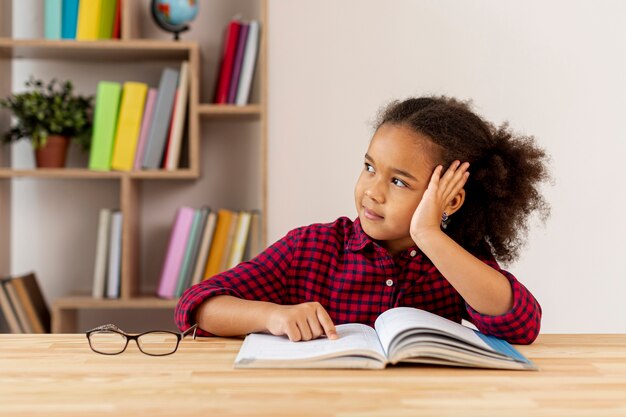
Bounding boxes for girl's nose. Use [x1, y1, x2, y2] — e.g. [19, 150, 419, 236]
[365, 180, 385, 203]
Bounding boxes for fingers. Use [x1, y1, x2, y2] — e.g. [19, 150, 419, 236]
[315, 304, 338, 340]
[439, 161, 470, 201]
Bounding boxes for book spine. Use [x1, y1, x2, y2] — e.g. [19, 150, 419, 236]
[106, 211, 123, 299]
[0, 279, 24, 333]
[61, 0, 79, 39]
[156, 207, 195, 299]
[133, 88, 158, 171]
[215, 20, 242, 104]
[228, 23, 249, 104]
[92, 208, 112, 299]
[97, 0, 117, 39]
[235, 20, 260, 106]
[164, 61, 190, 171]
[111, 82, 148, 171]
[76, 0, 102, 40]
[44, 0, 63, 40]
[226, 211, 252, 269]
[203, 209, 234, 279]
[89, 81, 122, 171]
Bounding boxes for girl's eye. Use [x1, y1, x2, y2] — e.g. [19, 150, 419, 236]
[365, 163, 375, 173]
[392, 178, 407, 188]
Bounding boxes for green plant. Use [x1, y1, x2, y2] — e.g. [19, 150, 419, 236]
[0, 77, 93, 150]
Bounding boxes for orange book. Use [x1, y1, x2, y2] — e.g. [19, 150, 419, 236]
[203, 209, 235, 279]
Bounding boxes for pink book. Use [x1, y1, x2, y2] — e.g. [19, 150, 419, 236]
[133, 88, 157, 170]
[156, 206, 195, 299]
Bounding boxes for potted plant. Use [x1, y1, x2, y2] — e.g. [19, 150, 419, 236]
[0, 77, 93, 168]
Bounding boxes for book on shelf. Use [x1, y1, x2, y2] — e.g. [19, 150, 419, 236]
[174, 207, 208, 297]
[92, 208, 112, 299]
[111, 0, 122, 39]
[142, 68, 179, 170]
[76, 0, 117, 40]
[203, 209, 236, 279]
[226, 211, 252, 269]
[228, 22, 249, 104]
[61, 0, 80, 39]
[156, 206, 195, 299]
[133, 88, 158, 171]
[106, 210, 123, 299]
[190, 210, 218, 287]
[235, 307, 537, 371]
[235, 20, 260, 106]
[111, 81, 149, 171]
[0, 273, 50, 334]
[44, 0, 63, 40]
[89, 81, 122, 171]
[164, 61, 190, 171]
[214, 19, 242, 104]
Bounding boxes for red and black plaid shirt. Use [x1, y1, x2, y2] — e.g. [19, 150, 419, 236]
[175, 217, 541, 344]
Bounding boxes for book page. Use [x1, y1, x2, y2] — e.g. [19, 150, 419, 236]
[374, 307, 492, 356]
[235, 323, 386, 365]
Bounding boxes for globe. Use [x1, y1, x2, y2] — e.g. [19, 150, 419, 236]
[151, 0, 199, 40]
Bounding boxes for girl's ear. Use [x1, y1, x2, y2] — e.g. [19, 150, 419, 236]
[445, 189, 465, 216]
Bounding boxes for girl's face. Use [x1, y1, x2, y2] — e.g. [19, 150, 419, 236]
[354, 124, 439, 255]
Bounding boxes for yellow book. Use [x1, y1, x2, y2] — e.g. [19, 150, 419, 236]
[203, 209, 235, 279]
[111, 82, 148, 171]
[76, 0, 102, 40]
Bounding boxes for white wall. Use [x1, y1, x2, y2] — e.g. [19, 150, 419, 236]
[268, 0, 626, 333]
[9, 1, 626, 333]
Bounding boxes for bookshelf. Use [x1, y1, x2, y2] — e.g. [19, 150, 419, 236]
[0, 0, 267, 333]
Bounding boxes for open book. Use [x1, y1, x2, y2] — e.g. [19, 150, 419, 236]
[235, 307, 537, 370]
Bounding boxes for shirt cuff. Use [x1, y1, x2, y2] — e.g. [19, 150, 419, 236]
[465, 270, 542, 344]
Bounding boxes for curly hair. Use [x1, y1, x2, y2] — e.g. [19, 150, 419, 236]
[375, 96, 550, 264]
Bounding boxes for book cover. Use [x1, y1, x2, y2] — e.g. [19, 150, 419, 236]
[226, 211, 252, 269]
[112, 0, 122, 39]
[244, 210, 262, 260]
[235, 20, 260, 106]
[44, 0, 63, 40]
[227, 23, 249, 104]
[92, 208, 112, 299]
[156, 207, 195, 299]
[106, 211, 123, 299]
[76, 0, 101, 40]
[190, 210, 217, 287]
[89, 81, 122, 171]
[217, 211, 240, 274]
[111, 81, 148, 171]
[175, 207, 208, 297]
[10, 273, 51, 334]
[132, 88, 157, 171]
[164, 61, 190, 171]
[235, 307, 537, 371]
[3, 280, 33, 333]
[142, 68, 179, 169]
[61, 0, 79, 39]
[203, 209, 235, 279]
[214, 19, 242, 104]
[97, 0, 117, 39]
[0, 278, 24, 333]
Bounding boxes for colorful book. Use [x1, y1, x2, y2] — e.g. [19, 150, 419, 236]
[235, 20, 260, 106]
[219, 211, 240, 273]
[175, 208, 208, 297]
[226, 211, 252, 269]
[214, 19, 242, 104]
[10, 273, 51, 334]
[61, 0, 79, 39]
[156, 207, 195, 299]
[228, 23, 249, 104]
[164, 61, 190, 170]
[244, 210, 263, 260]
[142, 68, 179, 169]
[0, 278, 24, 333]
[111, 82, 148, 171]
[97, 0, 117, 39]
[133, 88, 157, 171]
[190, 210, 217, 287]
[112, 0, 122, 39]
[44, 0, 63, 40]
[89, 81, 122, 171]
[76, 0, 101, 40]
[106, 211, 123, 299]
[92, 208, 112, 299]
[203, 209, 236, 279]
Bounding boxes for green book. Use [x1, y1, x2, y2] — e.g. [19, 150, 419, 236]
[175, 208, 207, 297]
[98, 0, 117, 39]
[89, 81, 121, 171]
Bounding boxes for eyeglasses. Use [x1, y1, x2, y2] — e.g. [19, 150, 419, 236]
[86, 323, 198, 356]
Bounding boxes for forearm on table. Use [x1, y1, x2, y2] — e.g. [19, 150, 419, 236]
[195, 295, 275, 337]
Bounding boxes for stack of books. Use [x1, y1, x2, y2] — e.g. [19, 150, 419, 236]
[156, 207, 262, 299]
[214, 18, 261, 105]
[91, 209, 123, 299]
[0, 273, 51, 333]
[88, 61, 189, 172]
[44, 0, 122, 40]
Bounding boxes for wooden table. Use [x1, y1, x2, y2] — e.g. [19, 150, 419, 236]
[0, 334, 625, 417]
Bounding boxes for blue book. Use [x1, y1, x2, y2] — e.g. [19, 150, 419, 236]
[61, 0, 79, 39]
[44, 0, 63, 40]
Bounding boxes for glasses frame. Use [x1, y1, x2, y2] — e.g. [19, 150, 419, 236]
[85, 323, 198, 356]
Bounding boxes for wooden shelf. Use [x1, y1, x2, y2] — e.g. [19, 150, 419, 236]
[0, 168, 199, 179]
[53, 295, 178, 310]
[198, 104, 262, 119]
[0, 38, 195, 61]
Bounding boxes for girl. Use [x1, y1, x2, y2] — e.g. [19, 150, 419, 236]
[175, 96, 549, 345]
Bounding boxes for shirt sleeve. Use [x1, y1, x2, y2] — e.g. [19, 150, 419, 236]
[174, 229, 296, 336]
[464, 256, 542, 345]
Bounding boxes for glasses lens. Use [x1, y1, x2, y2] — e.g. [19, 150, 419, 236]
[137, 332, 179, 356]
[89, 331, 127, 354]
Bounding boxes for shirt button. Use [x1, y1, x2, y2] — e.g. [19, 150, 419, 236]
[385, 279, 394, 287]
[410, 250, 417, 257]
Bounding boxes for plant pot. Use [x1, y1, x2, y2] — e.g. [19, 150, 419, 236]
[34, 135, 70, 168]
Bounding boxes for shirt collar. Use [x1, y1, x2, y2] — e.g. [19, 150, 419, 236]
[346, 217, 375, 252]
